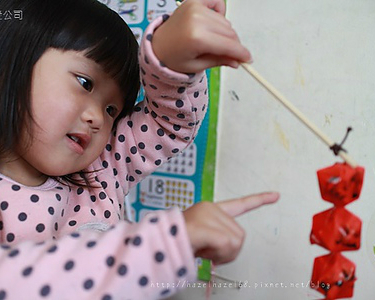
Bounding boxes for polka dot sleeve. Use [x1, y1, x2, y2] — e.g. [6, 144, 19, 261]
[0, 208, 196, 299]
[0, 16, 205, 300]
[100, 14, 209, 191]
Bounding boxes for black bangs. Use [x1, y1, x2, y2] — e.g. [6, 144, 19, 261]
[0, 0, 140, 186]
[47, 0, 140, 116]
[0, 0, 140, 160]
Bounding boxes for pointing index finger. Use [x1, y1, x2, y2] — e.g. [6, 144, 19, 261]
[217, 192, 280, 218]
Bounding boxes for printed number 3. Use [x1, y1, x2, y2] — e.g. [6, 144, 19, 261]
[157, 0, 167, 7]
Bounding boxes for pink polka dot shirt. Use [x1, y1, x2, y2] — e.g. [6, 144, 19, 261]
[0, 16, 208, 300]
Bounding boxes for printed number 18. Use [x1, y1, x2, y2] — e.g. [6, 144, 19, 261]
[149, 179, 165, 194]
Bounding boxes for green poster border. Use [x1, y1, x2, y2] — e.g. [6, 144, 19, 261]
[196, 0, 227, 282]
[197, 66, 220, 282]
[201, 67, 220, 203]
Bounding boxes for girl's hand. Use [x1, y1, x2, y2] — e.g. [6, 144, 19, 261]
[183, 192, 279, 265]
[152, 0, 251, 74]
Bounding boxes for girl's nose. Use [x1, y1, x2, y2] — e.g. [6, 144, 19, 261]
[81, 105, 104, 131]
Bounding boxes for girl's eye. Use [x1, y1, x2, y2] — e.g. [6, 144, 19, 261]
[106, 105, 118, 118]
[76, 76, 93, 92]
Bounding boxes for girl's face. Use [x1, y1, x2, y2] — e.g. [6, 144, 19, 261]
[14, 49, 124, 184]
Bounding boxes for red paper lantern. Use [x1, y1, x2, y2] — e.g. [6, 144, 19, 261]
[311, 162, 364, 299]
[317, 163, 364, 206]
[311, 252, 356, 299]
[310, 207, 361, 252]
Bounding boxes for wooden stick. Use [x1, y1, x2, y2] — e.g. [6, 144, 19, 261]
[175, 0, 357, 167]
[240, 62, 358, 168]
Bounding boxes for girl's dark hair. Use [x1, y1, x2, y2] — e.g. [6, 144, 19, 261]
[0, 0, 140, 186]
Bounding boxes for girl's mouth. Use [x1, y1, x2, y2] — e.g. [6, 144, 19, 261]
[67, 135, 80, 144]
[66, 133, 91, 154]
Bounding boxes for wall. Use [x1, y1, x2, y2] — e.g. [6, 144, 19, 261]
[170, 0, 375, 299]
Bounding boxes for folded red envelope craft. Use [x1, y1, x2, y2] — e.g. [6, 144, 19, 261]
[310, 207, 361, 252]
[317, 163, 364, 206]
[311, 162, 364, 299]
[311, 252, 356, 299]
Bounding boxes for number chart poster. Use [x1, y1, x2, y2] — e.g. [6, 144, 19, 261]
[100, 0, 220, 223]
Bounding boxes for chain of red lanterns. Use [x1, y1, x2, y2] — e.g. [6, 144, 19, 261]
[309, 163, 365, 299]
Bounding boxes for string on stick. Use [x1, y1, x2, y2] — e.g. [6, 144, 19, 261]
[240, 62, 357, 168]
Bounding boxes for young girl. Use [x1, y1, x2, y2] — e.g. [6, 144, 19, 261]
[0, 0, 278, 299]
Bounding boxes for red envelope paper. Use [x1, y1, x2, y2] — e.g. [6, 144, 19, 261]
[310, 207, 361, 252]
[317, 163, 364, 206]
[310, 252, 356, 299]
